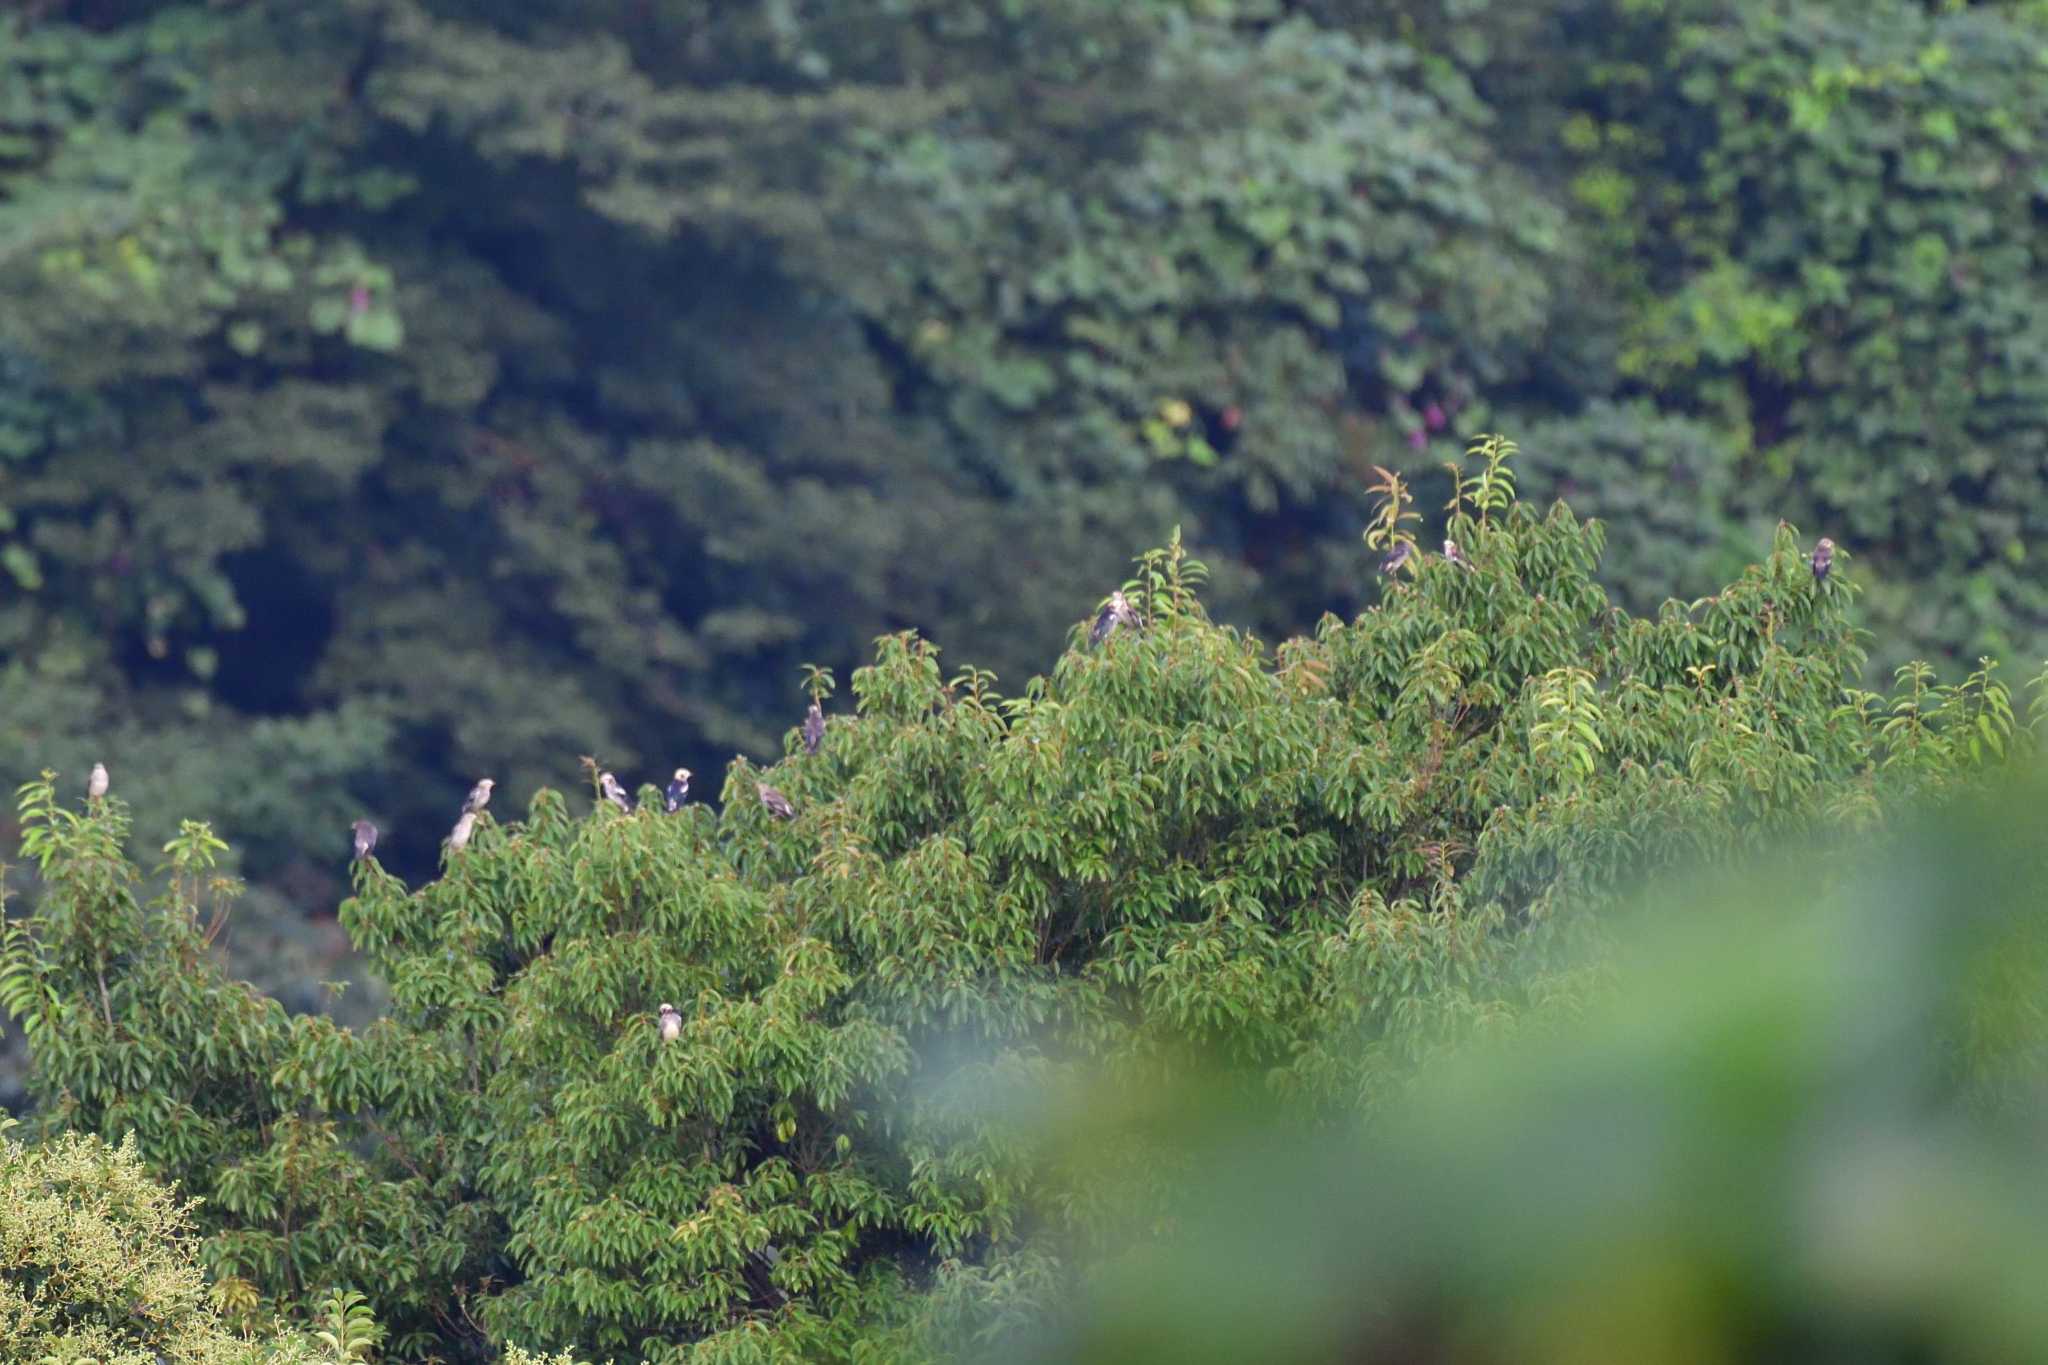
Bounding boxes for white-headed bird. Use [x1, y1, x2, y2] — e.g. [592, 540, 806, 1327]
[599, 771, 631, 813]
[665, 768, 691, 813]
[758, 782, 795, 820]
[462, 778, 494, 816]
[448, 811, 477, 852]
[351, 819, 378, 863]
[1811, 537, 1835, 586]
[1090, 589, 1139, 646]
[657, 1002, 681, 1044]
[1443, 539, 1474, 570]
[88, 762, 109, 800]
[802, 700, 825, 756]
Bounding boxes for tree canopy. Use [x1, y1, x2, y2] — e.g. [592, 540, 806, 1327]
[5, 457, 2041, 1359]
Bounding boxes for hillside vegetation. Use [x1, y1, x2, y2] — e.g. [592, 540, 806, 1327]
[4, 0, 2047, 921]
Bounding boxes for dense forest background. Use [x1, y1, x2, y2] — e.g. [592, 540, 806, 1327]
[5, 0, 2048, 920]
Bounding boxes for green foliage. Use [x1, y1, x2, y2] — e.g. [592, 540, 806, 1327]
[5, 457, 2036, 1359]
[0, 0, 1565, 920]
[0, 1117, 441, 1364]
[3, 0, 2046, 942]
[0, 1121, 263, 1364]
[1012, 767, 2048, 1363]
[3, 771, 490, 1358]
[309, 1290, 382, 1365]
[1489, 0, 2048, 671]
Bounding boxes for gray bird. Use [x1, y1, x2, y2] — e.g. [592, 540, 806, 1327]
[1089, 589, 1139, 646]
[461, 778, 494, 816]
[665, 767, 691, 813]
[757, 782, 795, 820]
[1443, 539, 1474, 570]
[745, 1243, 790, 1307]
[351, 819, 378, 863]
[447, 811, 476, 852]
[1380, 540, 1413, 575]
[599, 771, 631, 813]
[657, 1002, 681, 1044]
[802, 700, 825, 756]
[1811, 537, 1835, 586]
[87, 762, 108, 800]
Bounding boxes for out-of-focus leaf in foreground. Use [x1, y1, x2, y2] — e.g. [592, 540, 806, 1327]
[1008, 769, 2048, 1365]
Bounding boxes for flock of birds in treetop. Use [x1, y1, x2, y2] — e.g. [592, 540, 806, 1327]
[75, 537, 1838, 1046]
[339, 699, 827, 869]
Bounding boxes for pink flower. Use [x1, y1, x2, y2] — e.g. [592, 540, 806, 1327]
[349, 286, 371, 315]
[1407, 428, 1427, 450]
[1424, 402, 1446, 431]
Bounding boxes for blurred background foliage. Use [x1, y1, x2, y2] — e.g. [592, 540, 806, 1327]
[3, 0, 2048, 1210]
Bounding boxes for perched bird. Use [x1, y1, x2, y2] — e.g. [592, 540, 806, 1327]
[1443, 539, 1474, 570]
[746, 1242, 790, 1306]
[665, 767, 692, 813]
[757, 782, 796, 820]
[1380, 540, 1413, 575]
[599, 771, 631, 813]
[447, 811, 477, 852]
[802, 700, 826, 756]
[351, 819, 378, 863]
[462, 778, 495, 816]
[1811, 537, 1835, 586]
[657, 1002, 681, 1044]
[1090, 589, 1139, 647]
[87, 762, 108, 800]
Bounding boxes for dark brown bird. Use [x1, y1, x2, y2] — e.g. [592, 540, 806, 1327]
[1811, 537, 1835, 586]
[657, 1002, 681, 1044]
[461, 778, 494, 816]
[757, 782, 795, 820]
[599, 771, 631, 813]
[1380, 540, 1413, 575]
[802, 700, 826, 755]
[1090, 589, 1139, 646]
[351, 819, 378, 863]
[1443, 539, 1474, 570]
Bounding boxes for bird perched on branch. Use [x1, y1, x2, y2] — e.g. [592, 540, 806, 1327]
[1380, 540, 1413, 575]
[599, 771, 631, 813]
[656, 1002, 681, 1044]
[351, 819, 378, 863]
[757, 782, 795, 820]
[1443, 539, 1474, 570]
[1811, 537, 1835, 586]
[462, 778, 494, 816]
[802, 700, 825, 756]
[665, 768, 691, 813]
[87, 762, 108, 800]
[1090, 589, 1139, 646]
[745, 1243, 790, 1307]
[447, 811, 477, 852]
